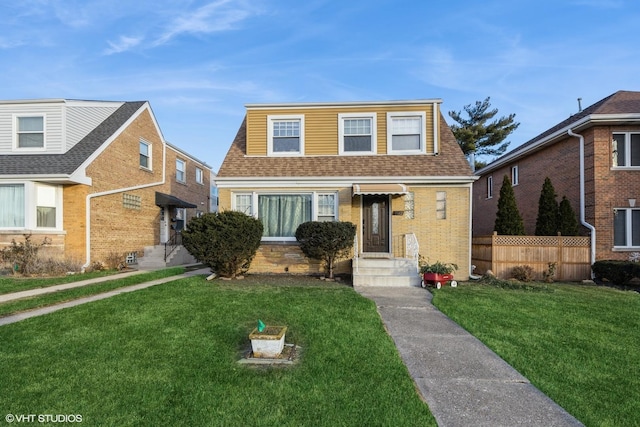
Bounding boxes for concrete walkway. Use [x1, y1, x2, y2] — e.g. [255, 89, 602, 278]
[355, 285, 584, 427]
[0, 267, 210, 326]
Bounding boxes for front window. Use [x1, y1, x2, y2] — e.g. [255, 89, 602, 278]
[16, 116, 45, 149]
[612, 133, 640, 167]
[36, 185, 57, 228]
[339, 113, 376, 154]
[140, 140, 151, 169]
[176, 159, 186, 183]
[268, 115, 304, 156]
[233, 192, 338, 240]
[614, 208, 640, 248]
[387, 112, 426, 154]
[0, 184, 25, 228]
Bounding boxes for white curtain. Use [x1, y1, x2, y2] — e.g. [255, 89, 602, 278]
[259, 195, 312, 237]
[0, 185, 25, 227]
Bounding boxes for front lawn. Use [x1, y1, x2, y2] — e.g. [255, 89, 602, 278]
[0, 276, 435, 426]
[432, 282, 640, 427]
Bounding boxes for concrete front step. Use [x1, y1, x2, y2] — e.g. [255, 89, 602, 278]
[138, 245, 197, 269]
[353, 257, 421, 287]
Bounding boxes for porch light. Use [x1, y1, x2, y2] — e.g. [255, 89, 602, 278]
[629, 199, 636, 208]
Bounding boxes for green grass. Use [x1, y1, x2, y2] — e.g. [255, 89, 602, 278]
[432, 281, 640, 427]
[0, 268, 185, 318]
[0, 277, 435, 426]
[0, 269, 122, 295]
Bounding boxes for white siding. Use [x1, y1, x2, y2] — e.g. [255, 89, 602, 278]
[0, 102, 64, 154]
[65, 104, 121, 150]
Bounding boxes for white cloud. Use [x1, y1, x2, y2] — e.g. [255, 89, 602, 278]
[153, 0, 258, 46]
[104, 35, 144, 55]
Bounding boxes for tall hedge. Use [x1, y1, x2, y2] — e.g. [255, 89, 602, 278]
[182, 211, 263, 278]
[558, 196, 580, 236]
[295, 221, 356, 279]
[535, 177, 559, 236]
[494, 175, 525, 235]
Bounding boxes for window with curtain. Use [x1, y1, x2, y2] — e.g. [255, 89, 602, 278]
[234, 194, 253, 215]
[317, 194, 336, 221]
[17, 116, 44, 148]
[0, 184, 25, 227]
[613, 133, 640, 167]
[259, 194, 312, 238]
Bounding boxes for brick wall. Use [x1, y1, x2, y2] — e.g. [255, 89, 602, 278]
[473, 124, 640, 261]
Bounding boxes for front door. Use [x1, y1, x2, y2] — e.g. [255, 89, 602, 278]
[362, 195, 390, 253]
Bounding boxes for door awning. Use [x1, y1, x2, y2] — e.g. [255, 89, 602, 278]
[352, 183, 408, 196]
[155, 192, 197, 208]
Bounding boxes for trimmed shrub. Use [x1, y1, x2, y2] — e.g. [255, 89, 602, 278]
[558, 196, 580, 236]
[182, 211, 263, 278]
[295, 221, 356, 279]
[535, 177, 559, 236]
[511, 265, 534, 282]
[494, 175, 525, 235]
[592, 260, 640, 286]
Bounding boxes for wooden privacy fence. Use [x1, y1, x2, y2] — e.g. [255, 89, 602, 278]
[472, 232, 591, 281]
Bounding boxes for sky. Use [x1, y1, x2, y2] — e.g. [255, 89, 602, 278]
[1, 0, 639, 172]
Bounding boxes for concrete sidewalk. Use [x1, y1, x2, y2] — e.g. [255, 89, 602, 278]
[355, 285, 584, 427]
[0, 267, 211, 326]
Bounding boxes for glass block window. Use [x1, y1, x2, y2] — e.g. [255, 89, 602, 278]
[123, 193, 142, 210]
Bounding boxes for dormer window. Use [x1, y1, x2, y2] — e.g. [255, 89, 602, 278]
[267, 115, 304, 156]
[387, 112, 426, 154]
[15, 115, 45, 150]
[339, 113, 376, 155]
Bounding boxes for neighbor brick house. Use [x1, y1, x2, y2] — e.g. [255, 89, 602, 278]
[0, 99, 211, 269]
[215, 99, 477, 285]
[473, 90, 640, 263]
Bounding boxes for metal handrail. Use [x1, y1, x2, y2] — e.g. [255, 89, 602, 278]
[164, 231, 181, 261]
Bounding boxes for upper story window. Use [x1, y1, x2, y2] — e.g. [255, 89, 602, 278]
[139, 140, 151, 169]
[387, 112, 426, 154]
[15, 115, 45, 150]
[196, 167, 203, 184]
[612, 133, 640, 167]
[176, 159, 186, 183]
[487, 175, 493, 199]
[339, 113, 376, 155]
[267, 115, 304, 156]
[511, 165, 519, 186]
[614, 208, 640, 248]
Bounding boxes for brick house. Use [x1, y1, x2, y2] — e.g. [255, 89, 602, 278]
[215, 100, 477, 285]
[473, 90, 640, 263]
[0, 99, 211, 269]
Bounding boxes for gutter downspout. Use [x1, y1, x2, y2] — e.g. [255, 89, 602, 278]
[82, 142, 166, 269]
[567, 128, 596, 272]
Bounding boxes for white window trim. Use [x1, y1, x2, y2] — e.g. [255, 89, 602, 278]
[195, 167, 203, 184]
[338, 113, 377, 155]
[176, 159, 186, 183]
[386, 111, 427, 155]
[13, 114, 47, 152]
[612, 132, 640, 169]
[140, 139, 152, 171]
[613, 207, 640, 249]
[0, 182, 63, 231]
[511, 165, 519, 186]
[267, 114, 305, 157]
[487, 175, 493, 199]
[232, 191, 338, 241]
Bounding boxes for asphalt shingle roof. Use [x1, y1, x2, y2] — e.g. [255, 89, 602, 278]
[217, 113, 473, 178]
[0, 101, 145, 176]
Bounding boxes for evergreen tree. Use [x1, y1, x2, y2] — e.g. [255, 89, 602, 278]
[558, 196, 580, 236]
[535, 177, 559, 236]
[494, 175, 525, 235]
[448, 97, 520, 160]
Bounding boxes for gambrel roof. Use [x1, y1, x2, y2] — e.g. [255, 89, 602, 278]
[217, 113, 473, 179]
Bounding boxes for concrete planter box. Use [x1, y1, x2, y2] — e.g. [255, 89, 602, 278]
[249, 326, 287, 358]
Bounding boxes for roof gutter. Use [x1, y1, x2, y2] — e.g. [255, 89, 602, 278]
[567, 128, 596, 272]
